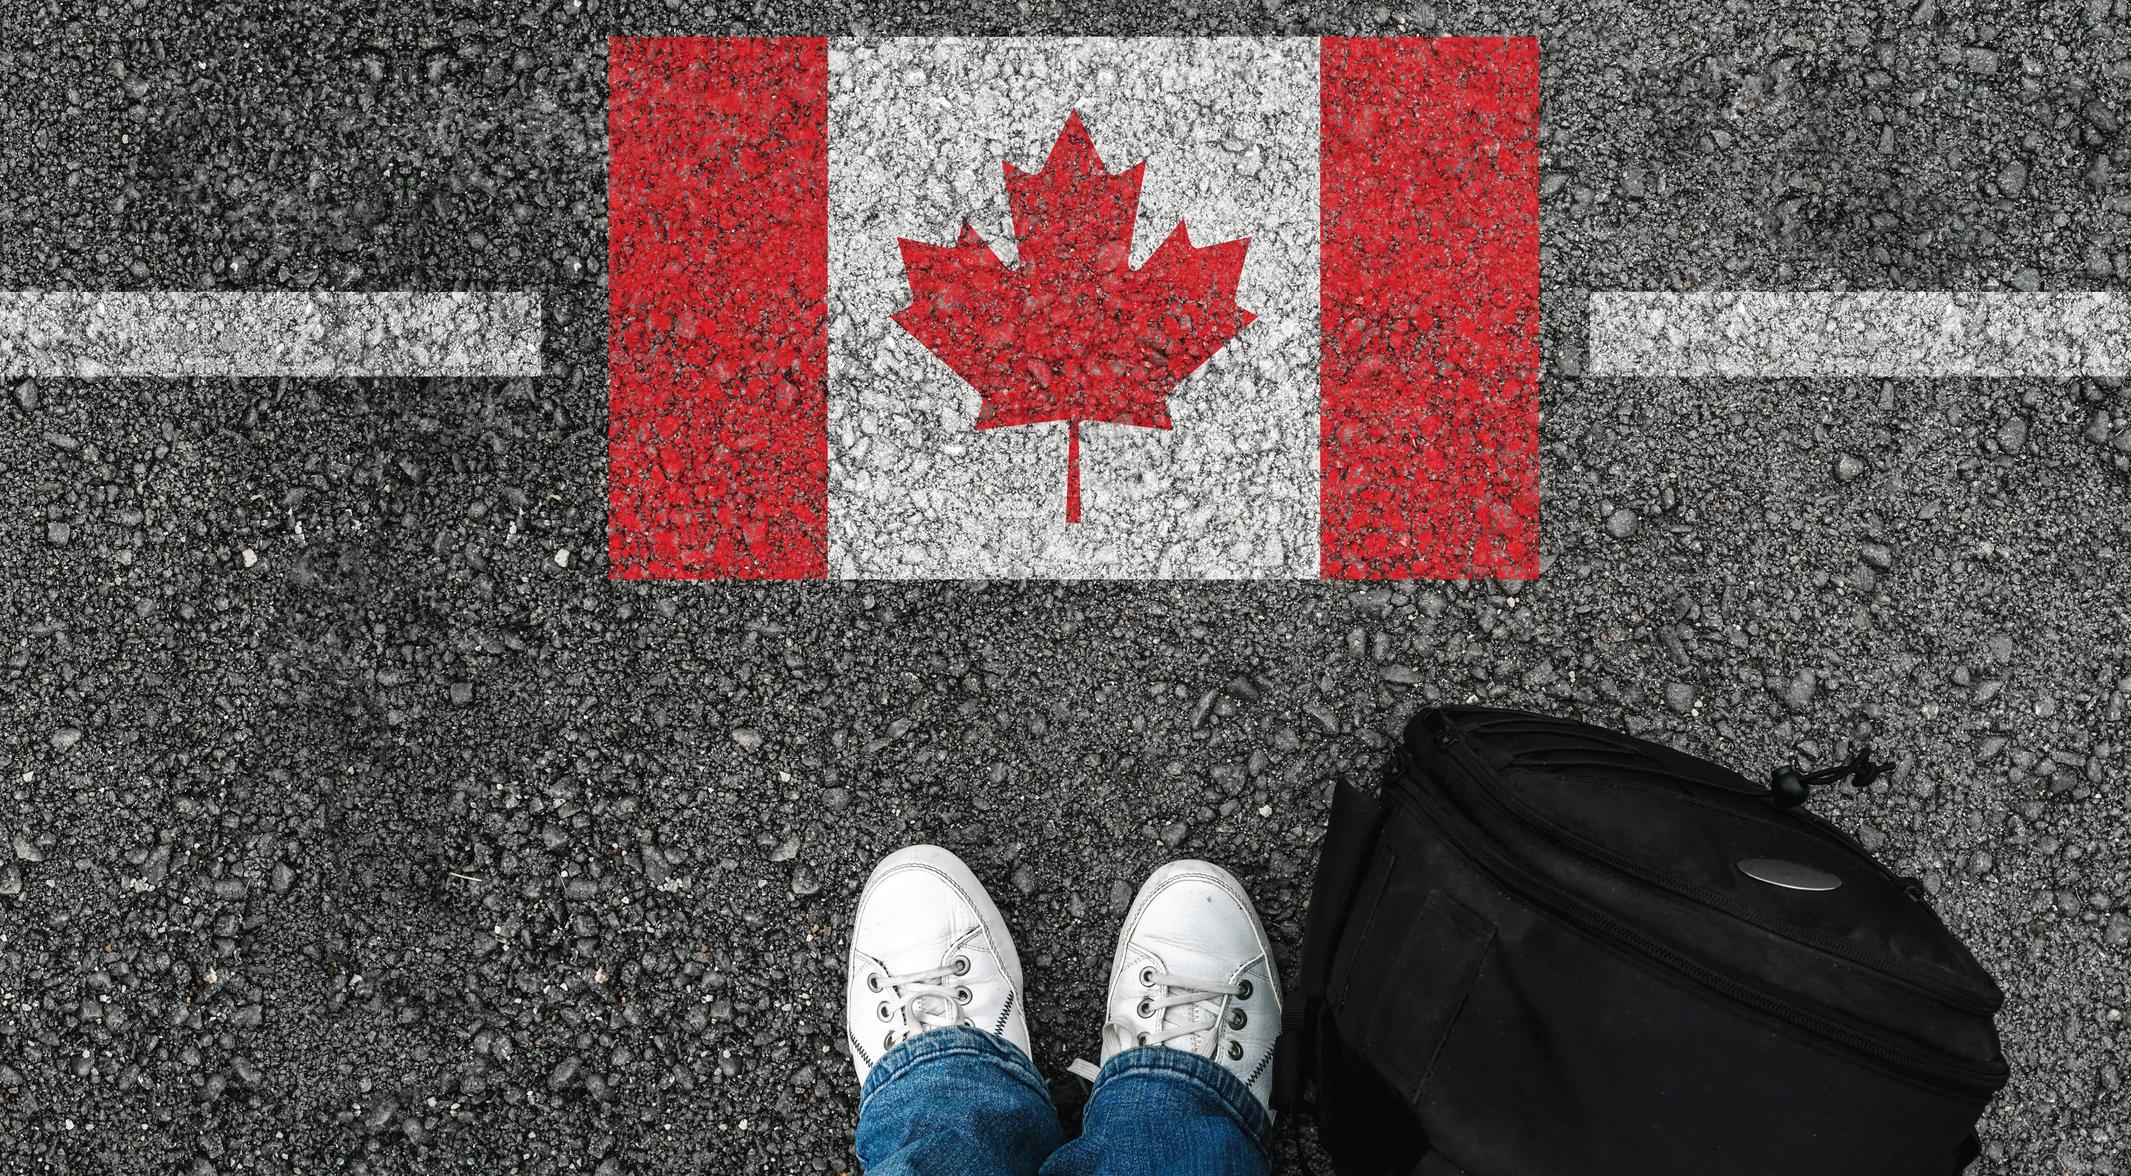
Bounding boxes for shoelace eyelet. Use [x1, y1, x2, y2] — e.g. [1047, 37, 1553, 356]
[1136, 997, 1155, 1018]
[866, 973, 883, 993]
[1227, 1040, 1244, 1060]
[1136, 1032, 1149, 1046]
[953, 956, 971, 976]
[1228, 1009, 1247, 1030]
[1236, 979, 1252, 1000]
[883, 1031, 895, 1050]
[1138, 965, 1156, 987]
[876, 1001, 892, 1022]
[954, 986, 972, 1005]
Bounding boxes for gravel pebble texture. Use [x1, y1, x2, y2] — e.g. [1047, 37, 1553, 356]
[4, 3, 2130, 1174]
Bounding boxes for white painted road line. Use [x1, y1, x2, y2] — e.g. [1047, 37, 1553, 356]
[1588, 291, 2131, 378]
[0, 292, 542, 378]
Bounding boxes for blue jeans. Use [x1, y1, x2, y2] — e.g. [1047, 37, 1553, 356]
[855, 1025, 1272, 1176]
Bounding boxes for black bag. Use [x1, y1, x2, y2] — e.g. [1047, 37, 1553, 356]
[1274, 707, 2008, 1176]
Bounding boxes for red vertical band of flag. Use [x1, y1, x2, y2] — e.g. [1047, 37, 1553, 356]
[607, 37, 829, 580]
[1319, 37, 1541, 580]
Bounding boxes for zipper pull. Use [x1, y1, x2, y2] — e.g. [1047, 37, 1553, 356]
[1422, 709, 1460, 749]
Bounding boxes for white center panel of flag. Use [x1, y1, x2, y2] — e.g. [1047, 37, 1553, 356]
[825, 37, 1322, 580]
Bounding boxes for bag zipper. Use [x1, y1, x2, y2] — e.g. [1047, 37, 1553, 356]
[1391, 742, 2008, 1097]
[1432, 720, 2001, 1014]
[1482, 760, 2002, 1015]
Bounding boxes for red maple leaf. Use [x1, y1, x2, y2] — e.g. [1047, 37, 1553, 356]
[892, 110, 1256, 523]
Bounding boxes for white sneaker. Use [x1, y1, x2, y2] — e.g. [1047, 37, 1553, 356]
[1083, 860, 1283, 1114]
[845, 845, 1030, 1084]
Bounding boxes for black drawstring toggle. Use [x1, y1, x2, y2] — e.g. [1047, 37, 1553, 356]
[1769, 747, 1893, 809]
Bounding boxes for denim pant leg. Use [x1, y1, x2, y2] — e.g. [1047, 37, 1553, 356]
[1039, 1047, 1273, 1176]
[855, 1025, 1067, 1176]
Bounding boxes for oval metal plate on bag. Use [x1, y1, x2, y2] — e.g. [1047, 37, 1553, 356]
[1737, 857, 1843, 892]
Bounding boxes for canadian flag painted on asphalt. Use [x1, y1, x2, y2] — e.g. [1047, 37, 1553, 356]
[606, 37, 1540, 581]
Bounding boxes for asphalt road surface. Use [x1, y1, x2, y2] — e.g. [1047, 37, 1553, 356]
[4, 3, 2129, 1173]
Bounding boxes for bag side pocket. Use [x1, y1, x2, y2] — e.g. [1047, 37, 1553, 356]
[1332, 880, 1496, 1101]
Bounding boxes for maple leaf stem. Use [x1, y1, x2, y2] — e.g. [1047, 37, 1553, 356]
[1066, 418, 1082, 524]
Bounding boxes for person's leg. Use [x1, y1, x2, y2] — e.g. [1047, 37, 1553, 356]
[1042, 861, 1280, 1176]
[847, 845, 1065, 1176]
[856, 1024, 1065, 1176]
[1043, 1045, 1272, 1176]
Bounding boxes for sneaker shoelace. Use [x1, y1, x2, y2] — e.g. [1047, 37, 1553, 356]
[1068, 970, 1242, 1082]
[879, 961, 967, 1047]
[1137, 970, 1244, 1051]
